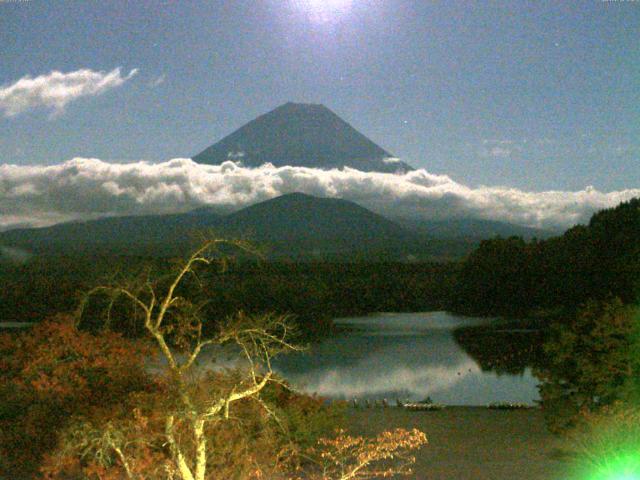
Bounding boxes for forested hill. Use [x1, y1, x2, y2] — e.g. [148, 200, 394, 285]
[452, 198, 640, 316]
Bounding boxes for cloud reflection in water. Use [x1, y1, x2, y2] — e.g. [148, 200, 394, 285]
[274, 312, 540, 405]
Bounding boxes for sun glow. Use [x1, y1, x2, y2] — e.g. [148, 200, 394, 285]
[291, 0, 354, 24]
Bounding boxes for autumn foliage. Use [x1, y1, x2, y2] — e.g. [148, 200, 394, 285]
[0, 314, 152, 476]
[301, 428, 428, 480]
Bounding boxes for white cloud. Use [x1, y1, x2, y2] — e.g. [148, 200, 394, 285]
[382, 157, 401, 164]
[482, 139, 513, 145]
[0, 67, 138, 117]
[148, 74, 166, 88]
[0, 157, 638, 231]
[480, 139, 517, 158]
[488, 146, 512, 158]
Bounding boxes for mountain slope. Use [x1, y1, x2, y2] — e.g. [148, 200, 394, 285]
[0, 192, 552, 260]
[396, 217, 556, 240]
[0, 210, 223, 256]
[193, 102, 413, 173]
[0, 193, 425, 259]
[223, 192, 419, 255]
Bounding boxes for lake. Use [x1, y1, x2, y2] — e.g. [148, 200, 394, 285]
[273, 312, 541, 406]
[1, 314, 542, 406]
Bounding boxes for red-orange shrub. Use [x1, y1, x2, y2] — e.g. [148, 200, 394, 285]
[0, 315, 152, 476]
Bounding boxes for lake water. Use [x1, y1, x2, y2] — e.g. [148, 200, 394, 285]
[0, 322, 34, 329]
[273, 312, 541, 406]
[2, 314, 541, 406]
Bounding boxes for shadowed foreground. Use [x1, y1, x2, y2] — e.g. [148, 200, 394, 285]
[347, 407, 568, 480]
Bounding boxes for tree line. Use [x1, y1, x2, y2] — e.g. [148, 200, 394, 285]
[452, 198, 640, 317]
[0, 256, 458, 339]
[4, 199, 639, 332]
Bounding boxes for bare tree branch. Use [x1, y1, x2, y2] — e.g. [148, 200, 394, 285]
[75, 238, 302, 480]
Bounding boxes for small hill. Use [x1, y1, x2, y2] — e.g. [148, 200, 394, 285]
[223, 192, 419, 256]
[193, 102, 413, 173]
[451, 197, 640, 316]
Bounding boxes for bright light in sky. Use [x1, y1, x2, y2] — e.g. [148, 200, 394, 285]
[291, 0, 354, 23]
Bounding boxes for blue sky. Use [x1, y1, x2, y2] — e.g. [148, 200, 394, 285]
[1, 0, 639, 192]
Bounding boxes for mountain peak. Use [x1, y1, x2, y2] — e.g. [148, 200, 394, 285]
[280, 101, 326, 109]
[192, 103, 413, 173]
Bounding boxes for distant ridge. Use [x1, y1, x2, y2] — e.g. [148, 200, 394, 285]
[0, 192, 554, 260]
[396, 217, 555, 241]
[0, 193, 425, 259]
[193, 102, 413, 173]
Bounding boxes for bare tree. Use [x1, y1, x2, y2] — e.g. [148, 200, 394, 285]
[54, 239, 428, 480]
[77, 239, 303, 480]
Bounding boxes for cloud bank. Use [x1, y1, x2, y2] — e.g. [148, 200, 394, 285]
[1, 157, 638, 231]
[0, 67, 138, 117]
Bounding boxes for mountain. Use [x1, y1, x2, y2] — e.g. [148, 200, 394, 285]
[193, 102, 413, 173]
[0, 193, 431, 259]
[222, 192, 419, 256]
[0, 192, 550, 260]
[396, 217, 556, 241]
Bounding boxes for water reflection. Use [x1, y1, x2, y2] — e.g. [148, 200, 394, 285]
[453, 324, 547, 376]
[273, 312, 541, 405]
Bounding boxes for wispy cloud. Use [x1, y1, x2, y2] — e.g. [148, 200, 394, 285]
[148, 74, 166, 88]
[0, 67, 138, 118]
[0, 158, 638, 232]
[486, 146, 512, 158]
[480, 139, 517, 159]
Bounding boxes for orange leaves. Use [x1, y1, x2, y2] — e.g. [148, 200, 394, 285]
[12, 314, 150, 400]
[306, 428, 427, 480]
[0, 315, 152, 477]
